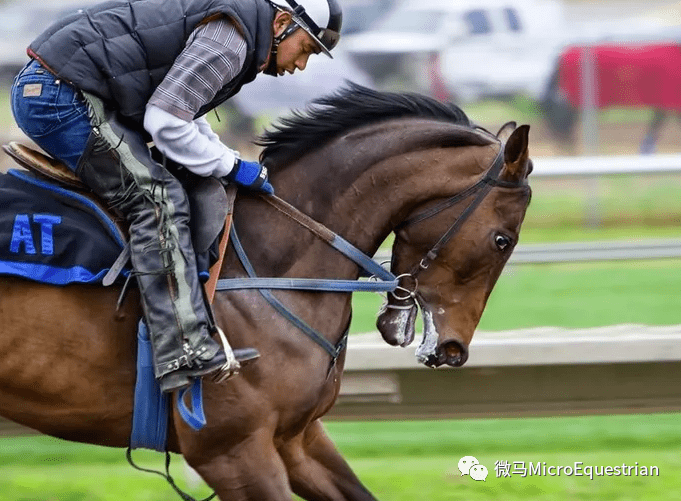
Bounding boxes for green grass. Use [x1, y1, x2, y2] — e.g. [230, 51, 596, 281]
[524, 175, 681, 231]
[325, 414, 681, 500]
[480, 260, 681, 330]
[0, 439, 216, 501]
[2, 413, 680, 500]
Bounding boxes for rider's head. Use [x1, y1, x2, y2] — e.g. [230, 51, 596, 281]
[264, 0, 342, 76]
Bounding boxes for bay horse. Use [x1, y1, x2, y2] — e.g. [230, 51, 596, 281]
[0, 84, 532, 500]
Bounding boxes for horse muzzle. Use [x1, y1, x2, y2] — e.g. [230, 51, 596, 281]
[415, 305, 470, 368]
[378, 298, 471, 367]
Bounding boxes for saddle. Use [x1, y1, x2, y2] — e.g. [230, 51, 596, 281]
[3, 142, 87, 190]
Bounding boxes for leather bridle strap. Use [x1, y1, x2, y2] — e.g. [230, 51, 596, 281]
[396, 176, 493, 230]
[402, 149, 509, 275]
[204, 185, 238, 303]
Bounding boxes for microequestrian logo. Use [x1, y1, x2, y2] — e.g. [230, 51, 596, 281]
[459, 456, 489, 481]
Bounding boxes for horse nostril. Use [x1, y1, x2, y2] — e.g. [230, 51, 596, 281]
[438, 340, 469, 367]
[425, 353, 440, 368]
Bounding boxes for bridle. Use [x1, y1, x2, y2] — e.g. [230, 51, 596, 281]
[387, 145, 528, 306]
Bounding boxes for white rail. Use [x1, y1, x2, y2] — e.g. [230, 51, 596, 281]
[330, 326, 681, 419]
[374, 238, 681, 266]
[344, 325, 681, 371]
[532, 154, 681, 177]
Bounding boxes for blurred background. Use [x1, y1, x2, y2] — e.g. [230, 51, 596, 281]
[0, 0, 681, 500]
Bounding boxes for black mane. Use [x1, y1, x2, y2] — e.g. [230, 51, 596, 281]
[258, 82, 472, 167]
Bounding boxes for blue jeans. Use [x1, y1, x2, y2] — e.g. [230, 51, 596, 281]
[11, 60, 92, 172]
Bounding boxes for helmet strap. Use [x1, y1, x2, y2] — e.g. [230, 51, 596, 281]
[264, 21, 301, 77]
[263, 40, 280, 76]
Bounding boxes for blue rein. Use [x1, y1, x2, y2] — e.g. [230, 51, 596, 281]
[217, 232, 397, 293]
[217, 225, 398, 360]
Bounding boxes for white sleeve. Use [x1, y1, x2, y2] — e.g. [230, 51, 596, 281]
[143, 104, 238, 178]
[194, 115, 222, 144]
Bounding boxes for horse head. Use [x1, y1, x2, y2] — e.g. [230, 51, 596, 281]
[377, 122, 532, 368]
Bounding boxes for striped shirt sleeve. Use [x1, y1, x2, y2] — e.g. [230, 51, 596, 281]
[148, 17, 248, 122]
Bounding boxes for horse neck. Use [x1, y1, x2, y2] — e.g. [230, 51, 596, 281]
[271, 120, 497, 264]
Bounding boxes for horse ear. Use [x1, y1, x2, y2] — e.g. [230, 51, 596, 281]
[502, 124, 530, 180]
[496, 121, 517, 142]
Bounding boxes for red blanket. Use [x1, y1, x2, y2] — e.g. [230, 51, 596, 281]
[559, 43, 681, 110]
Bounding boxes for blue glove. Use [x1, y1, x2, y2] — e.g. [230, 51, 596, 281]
[227, 159, 274, 195]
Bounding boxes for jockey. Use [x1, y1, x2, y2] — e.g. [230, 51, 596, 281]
[10, 0, 342, 393]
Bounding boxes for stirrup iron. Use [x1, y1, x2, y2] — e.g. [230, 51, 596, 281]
[211, 327, 240, 383]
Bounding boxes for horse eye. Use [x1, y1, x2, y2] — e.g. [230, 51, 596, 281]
[494, 234, 512, 251]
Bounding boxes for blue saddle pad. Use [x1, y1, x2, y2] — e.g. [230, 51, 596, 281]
[130, 320, 169, 451]
[0, 169, 127, 285]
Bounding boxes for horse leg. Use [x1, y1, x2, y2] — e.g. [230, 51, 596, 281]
[280, 419, 378, 501]
[181, 427, 294, 501]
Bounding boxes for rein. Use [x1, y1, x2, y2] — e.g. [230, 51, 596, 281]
[215, 142, 520, 359]
[227, 226, 351, 362]
[218, 195, 399, 293]
[217, 199, 402, 362]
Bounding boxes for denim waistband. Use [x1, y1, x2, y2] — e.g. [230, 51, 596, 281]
[22, 58, 63, 79]
[18, 59, 49, 77]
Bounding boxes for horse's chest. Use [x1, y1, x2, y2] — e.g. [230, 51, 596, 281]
[279, 364, 343, 428]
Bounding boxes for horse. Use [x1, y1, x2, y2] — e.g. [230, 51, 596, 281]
[0, 84, 532, 500]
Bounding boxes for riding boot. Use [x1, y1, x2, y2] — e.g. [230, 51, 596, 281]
[76, 93, 239, 392]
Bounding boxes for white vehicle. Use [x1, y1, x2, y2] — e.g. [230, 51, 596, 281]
[438, 0, 568, 101]
[343, 0, 568, 100]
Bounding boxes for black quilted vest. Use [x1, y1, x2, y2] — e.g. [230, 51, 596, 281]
[29, 0, 275, 126]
